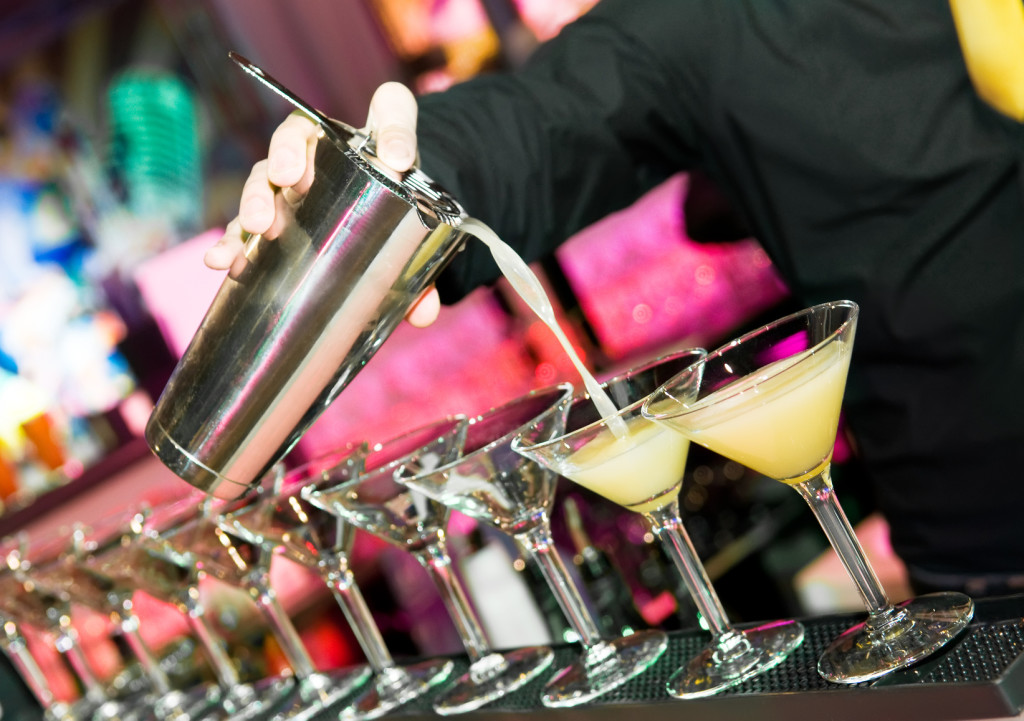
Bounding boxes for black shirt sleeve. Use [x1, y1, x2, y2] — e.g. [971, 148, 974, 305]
[417, 0, 704, 301]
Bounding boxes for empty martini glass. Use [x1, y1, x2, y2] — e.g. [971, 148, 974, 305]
[643, 300, 974, 683]
[0, 532, 129, 721]
[164, 489, 372, 720]
[34, 510, 213, 720]
[1, 614, 75, 721]
[306, 416, 555, 715]
[1, 613, 82, 721]
[220, 443, 455, 721]
[118, 496, 295, 721]
[397, 384, 668, 708]
[515, 348, 805, 698]
[0, 536, 81, 721]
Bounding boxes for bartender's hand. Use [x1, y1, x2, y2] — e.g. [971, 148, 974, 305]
[206, 82, 442, 327]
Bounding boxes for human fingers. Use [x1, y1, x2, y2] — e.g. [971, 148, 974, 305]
[206, 217, 247, 270]
[366, 82, 418, 173]
[266, 111, 321, 189]
[405, 286, 441, 328]
[235, 159, 279, 237]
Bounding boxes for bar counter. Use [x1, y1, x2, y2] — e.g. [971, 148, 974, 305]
[2, 443, 1023, 721]
[5, 593, 1023, 721]
[360, 593, 1024, 721]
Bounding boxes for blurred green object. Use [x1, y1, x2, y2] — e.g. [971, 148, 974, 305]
[107, 69, 202, 235]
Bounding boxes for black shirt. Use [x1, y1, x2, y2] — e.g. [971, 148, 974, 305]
[417, 0, 1024, 579]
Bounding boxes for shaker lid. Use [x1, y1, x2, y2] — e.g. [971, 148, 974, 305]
[340, 130, 465, 230]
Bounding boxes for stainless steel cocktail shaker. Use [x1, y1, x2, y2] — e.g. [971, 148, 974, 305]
[145, 54, 468, 500]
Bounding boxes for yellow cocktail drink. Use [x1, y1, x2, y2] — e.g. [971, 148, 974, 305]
[516, 346, 807, 700]
[563, 420, 689, 513]
[667, 341, 851, 484]
[643, 300, 975, 685]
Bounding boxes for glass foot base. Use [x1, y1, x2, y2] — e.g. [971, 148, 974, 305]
[89, 687, 197, 721]
[339, 658, 455, 721]
[433, 646, 554, 715]
[210, 675, 295, 721]
[269, 667, 374, 720]
[541, 630, 668, 708]
[83, 696, 144, 721]
[44, 700, 77, 721]
[818, 591, 975, 684]
[150, 682, 225, 720]
[667, 620, 805, 699]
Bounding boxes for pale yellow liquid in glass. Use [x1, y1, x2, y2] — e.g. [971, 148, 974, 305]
[673, 340, 851, 484]
[561, 419, 690, 514]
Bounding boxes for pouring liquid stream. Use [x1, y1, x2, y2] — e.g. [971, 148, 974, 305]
[460, 218, 627, 439]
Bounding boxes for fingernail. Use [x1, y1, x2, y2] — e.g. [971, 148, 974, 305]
[380, 132, 413, 167]
[204, 246, 225, 267]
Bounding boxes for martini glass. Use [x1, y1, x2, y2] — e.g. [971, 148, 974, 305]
[118, 496, 295, 721]
[1, 615, 71, 721]
[397, 384, 668, 708]
[515, 348, 805, 698]
[189, 483, 379, 719]
[642, 300, 974, 684]
[220, 444, 455, 721]
[34, 509, 218, 720]
[1, 613, 81, 721]
[0, 535, 81, 721]
[306, 416, 555, 715]
[0, 532, 128, 720]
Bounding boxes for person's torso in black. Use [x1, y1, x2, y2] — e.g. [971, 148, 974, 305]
[418, 0, 1024, 577]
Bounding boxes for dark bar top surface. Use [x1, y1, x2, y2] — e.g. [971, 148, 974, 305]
[3, 592, 1022, 721]
[381, 593, 1024, 721]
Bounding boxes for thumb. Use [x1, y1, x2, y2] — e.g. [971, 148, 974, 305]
[366, 82, 418, 172]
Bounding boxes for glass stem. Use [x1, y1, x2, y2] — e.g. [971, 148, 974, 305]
[182, 589, 241, 688]
[247, 573, 317, 679]
[2, 620, 58, 709]
[792, 469, 891, 616]
[111, 602, 172, 695]
[517, 523, 604, 648]
[645, 503, 733, 638]
[412, 538, 491, 665]
[319, 552, 395, 673]
[54, 626, 106, 705]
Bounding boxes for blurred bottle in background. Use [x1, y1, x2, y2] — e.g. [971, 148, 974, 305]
[563, 496, 650, 638]
[0, 57, 151, 512]
[0, 368, 69, 506]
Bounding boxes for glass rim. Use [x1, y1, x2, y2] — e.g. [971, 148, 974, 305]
[278, 439, 367, 488]
[136, 493, 208, 538]
[513, 348, 706, 456]
[365, 414, 468, 468]
[403, 382, 575, 480]
[642, 299, 859, 422]
[229, 439, 370, 516]
[322, 414, 470, 497]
